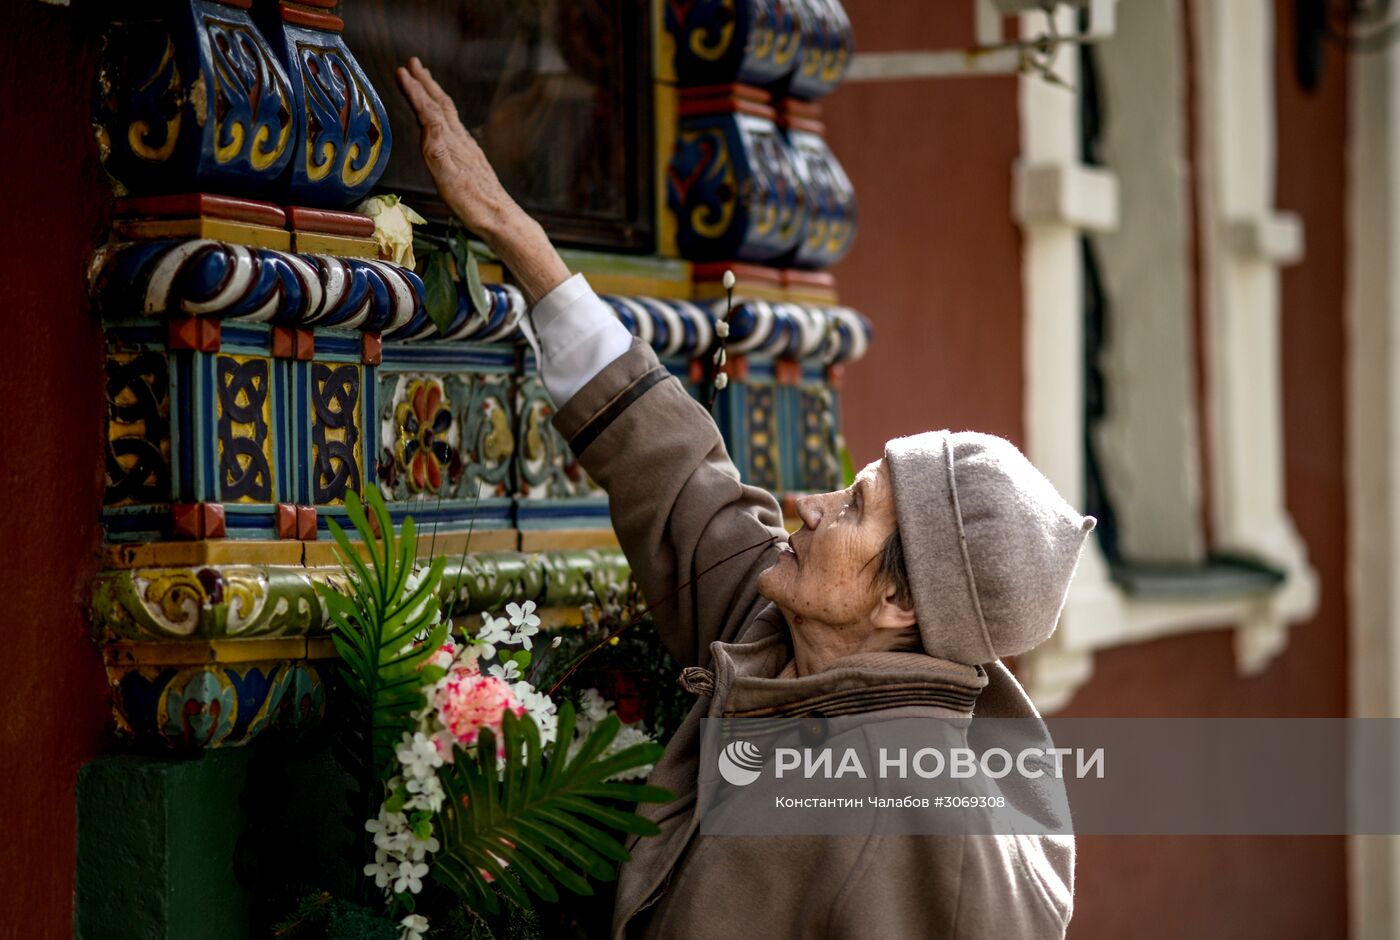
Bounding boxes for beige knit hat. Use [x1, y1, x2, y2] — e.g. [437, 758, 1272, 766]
[884, 430, 1096, 666]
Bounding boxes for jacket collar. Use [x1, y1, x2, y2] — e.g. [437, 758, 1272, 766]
[694, 629, 990, 723]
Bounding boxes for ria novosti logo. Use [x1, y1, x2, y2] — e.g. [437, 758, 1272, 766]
[717, 740, 765, 786]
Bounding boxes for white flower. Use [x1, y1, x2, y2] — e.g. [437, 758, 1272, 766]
[400, 913, 430, 940]
[488, 660, 521, 681]
[475, 613, 513, 659]
[715, 372, 729, 390]
[366, 810, 410, 854]
[722, 269, 736, 290]
[405, 832, 440, 861]
[394, 860, 430, 895]
[579, 688, 610, 723]
[715, 320, 730, 338]
[506, 600, 541, 629]
[550, 635, 563, 649]
[396, 731, 444, 779]
[608, 724, 657, 780]
[512, 681, 559, 745]
[406, 773, 445, 813]
[357, 194, 427, 269]
[505, 601, 541, 649]
[364, 850, 398, 889]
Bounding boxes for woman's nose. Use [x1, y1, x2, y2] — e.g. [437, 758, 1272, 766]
[795, 493, 823, 530]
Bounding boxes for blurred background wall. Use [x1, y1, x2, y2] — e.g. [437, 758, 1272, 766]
[827, 1, 1349, 935]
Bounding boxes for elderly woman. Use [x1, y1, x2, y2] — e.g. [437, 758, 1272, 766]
[397, 58, 1094, 940]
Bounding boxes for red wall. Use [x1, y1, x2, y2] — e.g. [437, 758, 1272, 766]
[825, 4, 1025, 457]
[826, 1, 1349, 936]
[0, 6, 113, 938]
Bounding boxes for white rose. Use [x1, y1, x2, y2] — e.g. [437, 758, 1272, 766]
[356, 194, 428, 269]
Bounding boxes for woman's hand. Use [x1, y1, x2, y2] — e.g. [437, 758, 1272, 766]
[395, 58, 570, 304]
[395, 58, 514, 237]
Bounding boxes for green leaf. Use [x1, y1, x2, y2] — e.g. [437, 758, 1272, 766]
[432, 705, 672, 915]
[512, 649, 532, 670]
[385, 784, 408, 814]
[423, 248, 458, 335]
[322, 488, 452, 779]
[463, 242, 490, 318]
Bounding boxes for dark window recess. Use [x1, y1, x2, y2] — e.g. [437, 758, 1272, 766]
[346, 1, 655, 253]
[1077, 36, 1284, 599]
[1080, 37, 1122, 566]
[1110, 555, 1286, 599]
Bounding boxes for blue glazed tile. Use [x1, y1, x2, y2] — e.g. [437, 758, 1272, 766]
[259, 14, 392, 208]
[197, 352, 217, 502]
[274, 359, 292, 503]
[174, 350, 195, 503]
[363, 363, 377, 487]
[96, 0, 299, 197]
[293, 360, 312, 506]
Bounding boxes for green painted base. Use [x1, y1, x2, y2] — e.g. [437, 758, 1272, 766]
[76, 741, 360, 938]
[77, 750, 253, 939]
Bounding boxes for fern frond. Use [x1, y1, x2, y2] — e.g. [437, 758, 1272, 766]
[434, 704, 671, 915]
[316, 488, 449, 778]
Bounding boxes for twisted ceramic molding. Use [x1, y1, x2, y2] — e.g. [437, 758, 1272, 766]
[91, 237, 425, 333]
[92, 548, 634, 641]
[89, 237, 872, 361]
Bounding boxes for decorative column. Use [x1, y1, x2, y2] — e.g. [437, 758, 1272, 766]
[660, 0, 862, 505]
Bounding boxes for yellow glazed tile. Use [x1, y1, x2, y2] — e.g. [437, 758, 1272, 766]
[292, 231, 381, 258]
[693, 281, 788, 303]
[784, 286, 840, 305]
[104, 637, 310, 666]
[518, 528, 621, 552]
[584, 269, 693, 299]
[655, 80, 679, 258]
[113, 217, 293, 250]
[104, 540, 304, 569]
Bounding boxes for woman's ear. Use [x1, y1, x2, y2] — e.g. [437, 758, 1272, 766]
[870, 584, 918, 632]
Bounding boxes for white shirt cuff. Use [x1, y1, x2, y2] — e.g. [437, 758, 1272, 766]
[520, 273, 634, 407]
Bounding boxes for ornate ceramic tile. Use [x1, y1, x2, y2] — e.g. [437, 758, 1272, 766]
[310, 362, 361, 504]
[106, 349, 171, 507]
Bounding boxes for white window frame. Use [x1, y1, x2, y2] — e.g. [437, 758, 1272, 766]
[1013, 2, 1317, 713]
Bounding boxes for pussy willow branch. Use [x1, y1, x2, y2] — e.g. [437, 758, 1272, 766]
[704, 281, 735, 414]
[544, 532, 781, 698]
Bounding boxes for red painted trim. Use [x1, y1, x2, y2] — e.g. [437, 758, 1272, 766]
[678, 97, 776, 120]
[271, 326, 296, 360]
[115, 193, 286, 228]
[279, 2, 344, 31]
[680, 83, 772, 104]
[693, 261, 783, 285]
[361, 332, 382, 365]
[202, 503, 227, 539]
[296, 506, 318, 541]
[285, 206, 375, 237]
[782, 269, 836, 290]
[275, 503, 297, 539]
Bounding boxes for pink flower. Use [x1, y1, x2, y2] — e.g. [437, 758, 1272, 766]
[435, 667, 526, 754]
[423, 642, 457, 672]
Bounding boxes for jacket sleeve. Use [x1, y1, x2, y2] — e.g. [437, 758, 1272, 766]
[551, 337, 788, 668]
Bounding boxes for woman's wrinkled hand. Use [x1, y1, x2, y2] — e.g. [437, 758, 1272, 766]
[395, 57, 518, 240]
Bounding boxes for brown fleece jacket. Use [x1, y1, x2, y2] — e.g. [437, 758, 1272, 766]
[553, 339, 1076, 939]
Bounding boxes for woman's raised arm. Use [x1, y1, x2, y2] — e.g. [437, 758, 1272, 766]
[394, 57, 570, 305]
